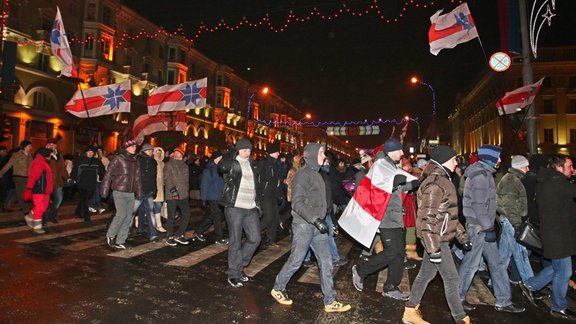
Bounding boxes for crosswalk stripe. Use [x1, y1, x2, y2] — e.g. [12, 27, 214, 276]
[165, 243, 228, 267]
[297, 239, 354, 284]
[244, 236, 292, 277]
[466, 276, 495, 306]
[0, 214, 109, 235]
[64, 238, 103, 252]
[108, 230, 196, 258]
[14, 224, 107, 243]
[376, 268, 411, 294]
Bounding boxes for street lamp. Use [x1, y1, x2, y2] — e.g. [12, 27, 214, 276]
[404, 116, 421, 150]
[246, 86, 269, 139]
[298, 113, 312, 124]
[410, 76, 437, 118]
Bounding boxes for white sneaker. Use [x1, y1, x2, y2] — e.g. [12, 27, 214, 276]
[88, 207, 97, 213]
[97, 208, 106, 214]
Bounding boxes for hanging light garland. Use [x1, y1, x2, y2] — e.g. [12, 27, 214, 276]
[253, 117, 418, 128]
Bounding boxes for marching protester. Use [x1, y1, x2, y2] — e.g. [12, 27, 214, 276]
[132, 143, 158, 242]
[153, 147, 167, 233]
[22, 148, 54, 234]
[71, 146, 105, 223]
[164, 147, 191, 246]
[258, 142, 283, 248]
[0, 140, 33, 216]
[271, 143, 351, 312]
[43, 138, 69, 225]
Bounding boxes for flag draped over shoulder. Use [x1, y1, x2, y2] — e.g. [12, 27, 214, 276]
[338, 159, 416, 248]
[64, 80, 131, 118]
[428, 3, 479, 55]
[496, 77, 545, 116]
[50, 6, 78, 78]
[146, 78, 207, 116]
[133, 112, 187, 144]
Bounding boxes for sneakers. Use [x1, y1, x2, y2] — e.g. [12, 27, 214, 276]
[351, 265, 364, 291]
[324, 300, 351, 313]
[88, 207, 97, 213]
[494, 303, 525, 313]
[150, 236, 159, 243]
[519, 282, 536, 306]
[303, 260, 314, 268]
[333, 257, 349, 267]
[404, 260, 417, 270]
[24, 213, 34, 228]
[240, 271, 250, 282]
[166, 238, 177, 246]
[193, 232, 206, 242]
[534, 289, 550, 300]
[215, 238, 229, 245]
[228, 278, 244, 288]
[550, 308, 576, 321]
[174, 236, 189, 245]
[106, 237, 115, 248]
[402, 304, 429, 324]
[271, 289, 293, 305]
[114, 243, 127, 250]
[461, 301, 477, 311]
[383, 289, 410, 301]
[97, 208, 106, 214]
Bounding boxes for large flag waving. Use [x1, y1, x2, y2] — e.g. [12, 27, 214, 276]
[133, 112, 187, 144]
[147, 78, 207, 116]
[50, 6, 78, 78]
[338, 159, 416, 248]
[65, 80, 131, 118]
[496, 78, 545, 116]
[429, 3, 479, 55]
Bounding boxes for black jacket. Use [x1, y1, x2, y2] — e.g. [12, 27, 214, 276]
[256, 155, 281, 201]
[138, 153, 157, 195]
[218, 152, 260, 209]
[72, 155, 105, 191]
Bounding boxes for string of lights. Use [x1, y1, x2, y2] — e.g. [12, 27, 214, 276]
[253, 117, 419, 128]
[11, 0, 463, 49]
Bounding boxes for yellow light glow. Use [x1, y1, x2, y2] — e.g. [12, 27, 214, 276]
[132, 83, 143, 96]
[49, 56, 62, 72]
[17, 45, 39, 64]
[261, 87, 269, 94]
[410, 76, 419, 84]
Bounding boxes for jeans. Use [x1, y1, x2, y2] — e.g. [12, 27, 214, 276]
[225, 207, 261, 279]
[166, 199, 191, 238]
[133, 192, 157, 240]
[273, 223, 336, 305]
[408, 242, 466, 321]
[43, 187, 63, 221]
[498, 217, 534, 281]
[524, 256, 572, 312]
[260, 198, 280, 243]
[107, 191, 136, 244]
[196, 200, 225, 240]
[304, 212, 340, 262]
[459, 223, 512, 307]
[356, 227, 405, 292]
[91, 182, 103, 208]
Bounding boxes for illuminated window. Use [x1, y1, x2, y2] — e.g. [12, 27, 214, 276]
[101, 35, 114, 61]
[253, 106, 259, 120]
[544, 128, 554, 143]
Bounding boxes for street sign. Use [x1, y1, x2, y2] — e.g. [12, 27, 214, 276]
[489, 52, 511, 72]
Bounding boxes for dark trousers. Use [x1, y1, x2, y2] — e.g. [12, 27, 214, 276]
[357, 227, 405, 292]
[196, 200, 225, 239]
[260, 198, 279, 243]
[166, 199, 191, 238]
[76, 188, 94, 222]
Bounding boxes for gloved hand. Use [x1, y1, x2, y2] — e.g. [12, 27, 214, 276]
[313, 218, 329, 234]
[429, 252, 442, 264]
[170, 187, 180, 200]
[22, 188, 32, 201]
[483, 227, 497, 242]
[462, 241, 473, 251]
[409, 179, 421, 189]
[392, 174, 407, 188]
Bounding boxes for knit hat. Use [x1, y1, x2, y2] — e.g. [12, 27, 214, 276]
[211, 151, 223, 160]
[383, 138, 403, 154]
[511, 155, 529, 169]
[124, 139, 138, 148]
[172, 147, 185, 156]
[235, 138, 253, 151]
[140, 143, 154, 152]
[85, 146, 97, 153]
[430, 145, 457, 165]
[20, 140, 32, 148]
[416, 159, 428, 168]
[478, 144, 502, 167]
[38, 147, 53, 158]
[267, 142, 280, 154]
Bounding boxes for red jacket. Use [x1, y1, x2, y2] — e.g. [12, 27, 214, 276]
[26, 154, 53, 196]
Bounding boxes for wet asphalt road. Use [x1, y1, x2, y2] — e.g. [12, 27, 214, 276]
[0, 202, 574, 323]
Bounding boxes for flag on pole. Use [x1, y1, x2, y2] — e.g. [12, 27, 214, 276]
[50, 6, 78, 78]
[133, 112, 187, 144]
[64, 80, 131, 118]
[428, 3, 479, 55]
[338, 159, 416, 248]
[495, 77, 545, 115]
[146, 78, 207, 116]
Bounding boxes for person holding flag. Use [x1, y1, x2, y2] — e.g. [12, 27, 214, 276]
[350, 138, 420, 301]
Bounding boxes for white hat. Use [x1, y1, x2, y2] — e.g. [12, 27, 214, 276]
[511, 155, 529, 169]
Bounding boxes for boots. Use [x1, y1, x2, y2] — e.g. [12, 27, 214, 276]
[456, 316, 472, 324]
[155, 213, 166, 232]
[32, 220, 45, 234]
[406, 244, 422, 261]
[402, 304, 429, 324]
[24, 212, 34, 228]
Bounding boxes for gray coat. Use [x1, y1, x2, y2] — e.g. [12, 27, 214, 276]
[291, 143, 327, 224]
[164, 158, 189, 200]
[462, 161, 497, 230]
[380, 156, 418, 229]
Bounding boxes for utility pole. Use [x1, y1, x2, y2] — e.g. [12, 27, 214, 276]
[519, 0, 537, 154]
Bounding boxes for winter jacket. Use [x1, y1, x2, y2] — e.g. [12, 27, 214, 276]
[26, 154, 53, 195]
[153, 147, 165, 202]
[320, 168, 334, 213]
[496, 168, 528, 227]
[462, 161, 497, 230]
[380, 156, 418, 229]
[291, 143, 327, 224]
[0, 149, 32, 177]
[218, 151, 260, 209]
[536, 167, 576, 259]
[138, 153, 157, 195]
[188, 162, 202, 191]
[417, 161, 468, 254]
[49, 152, 69, 189]
[200, 160, 224, 201]
[101, 150, 142, 197]
[285, 155, 302, 202]
[164, 157, 189, 201]
[72, 154, 105, 191]
[256, 155, 282, 201]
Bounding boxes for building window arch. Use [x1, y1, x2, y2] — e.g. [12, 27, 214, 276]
[24, 86, 58, 111]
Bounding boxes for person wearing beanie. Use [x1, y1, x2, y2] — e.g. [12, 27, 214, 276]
[162, 146, 191, 247]
[72, 148, 105, 224]
[459, 144, 525, 314]
[21, 147, 54, 234]
[496, 155, 534, 287]
[0, 139, 33, 216]
[257, 142, 283, 247]
[352, 138, 420, 301]
[403, 144, 472, 324]
[218, 138, 261, 287]
[131, 142, 159, 242]
[43, 138, 70, 226]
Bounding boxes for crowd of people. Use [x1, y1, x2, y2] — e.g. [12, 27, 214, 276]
[1, 136, 575, 320]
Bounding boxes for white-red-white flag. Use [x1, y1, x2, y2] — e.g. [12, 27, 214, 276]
[496, 78, 545, 116]
[64, 80, 131, 118]
[50, 6, 78, 78]
[146, 78, 207, 116]
[338, 159, 415, 248]
[428, 3, 479, 56]
[133, 112, 187, 144]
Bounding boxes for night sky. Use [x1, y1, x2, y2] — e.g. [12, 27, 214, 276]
[122, 0, 576, 148]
